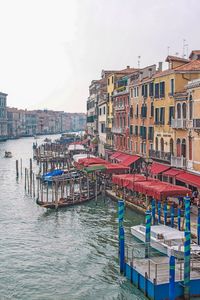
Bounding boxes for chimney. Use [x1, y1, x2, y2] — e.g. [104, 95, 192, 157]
[127, 65, 130, 69]
[158, 62, 162, 72]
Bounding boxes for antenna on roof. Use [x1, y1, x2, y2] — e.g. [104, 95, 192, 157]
[167, 46, 170, 55]
[182, 39, 187, 58]
[175, 52, 179, 56]
[138, 56, 141, 69]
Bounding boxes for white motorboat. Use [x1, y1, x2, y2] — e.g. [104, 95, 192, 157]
[131, 224, 200, 258]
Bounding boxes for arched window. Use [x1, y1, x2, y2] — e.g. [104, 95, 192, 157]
[176, 138, 181, 157]
[177, 103, 181, 119]
[170, 138, 174, 155]
[155, 137, 158, 151]
[189, 95, 193, 120]
[160, 137, 164, 152]
[182, 138, 186, 158]
[182, 103, 187, 119]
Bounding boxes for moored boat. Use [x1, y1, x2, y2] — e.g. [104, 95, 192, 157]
[4, 151, 12, 158]
[36, 191, 100, 209]
[131, 224, 200, 258]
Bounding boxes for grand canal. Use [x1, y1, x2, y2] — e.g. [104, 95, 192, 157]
[0, 136, 146, 300]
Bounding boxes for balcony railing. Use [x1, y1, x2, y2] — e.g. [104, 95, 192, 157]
[171, 156, 187, 168]
[114, 104, 125, 111]
[111, 127, 123, 134]
[104, 143, 114, 150]
[171, 119, 187, 129]
[149, 149, 171, 162]
[113, 86, 129, 96]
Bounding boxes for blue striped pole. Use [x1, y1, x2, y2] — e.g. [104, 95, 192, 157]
[184, 230, 191, 299]
[164, 203, 167, 225]
[198, 207, 200, 245]
[170, 204, 174, 228]
[119, 226, 125, 273]
[178, 206, 181, 231]
[184, 196, 191, 232]
[158, 201, 161, 224]
[169, 255, 175, 300]
[118, 200, 125, 230]
[152, 199, 156, 225]
[145, 210, 151, 258]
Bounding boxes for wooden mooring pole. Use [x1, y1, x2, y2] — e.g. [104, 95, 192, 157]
[16, 160, 19, 178]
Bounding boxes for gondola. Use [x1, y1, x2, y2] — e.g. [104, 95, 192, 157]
[36, 191, 100, 209]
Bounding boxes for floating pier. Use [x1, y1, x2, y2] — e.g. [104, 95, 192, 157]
[118, 198, 200, 300]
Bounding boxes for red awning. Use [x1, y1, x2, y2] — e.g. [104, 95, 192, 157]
[150, 162, 171, 175]
[122, 155, 140, 167]
[115, 153, 129, 163]
[133, 180, 191, 200]
[163, 168, 185, 178]
[78, 157, 109, 167]
[105, 163, 130, 174]
[110, 152, 122, 160]
[176, 172, 200, 188]
[112, 174, 154, 188]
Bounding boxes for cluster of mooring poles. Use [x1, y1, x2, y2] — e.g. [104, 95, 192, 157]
[118, 195, 200, 300]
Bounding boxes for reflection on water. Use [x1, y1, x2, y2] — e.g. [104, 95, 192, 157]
[0, 136, 146, 300]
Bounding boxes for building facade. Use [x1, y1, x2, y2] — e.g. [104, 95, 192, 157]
[0, 92, 8, 141]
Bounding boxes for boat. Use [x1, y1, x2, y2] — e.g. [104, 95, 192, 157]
[131, 224, 200, 258]
[36, 190, 100, 209]
[4, 151, 12, 158]
[41, 169, 81, 183]
[44, 138, 51, 143]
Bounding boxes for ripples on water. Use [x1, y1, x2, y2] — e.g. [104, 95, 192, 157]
[0, 137, 146, 299]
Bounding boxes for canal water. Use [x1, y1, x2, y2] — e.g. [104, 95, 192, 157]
[0, 136, 146, 300]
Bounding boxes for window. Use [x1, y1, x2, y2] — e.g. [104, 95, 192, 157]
[170, 138, 174, 155]
[130, 125, 133, 135]
[182, 139, 186, 158]
[130, 89, 133, 98]
[160, 138, 164, 152]
[160, 107, 165, 125]
[177, 103, 181, 119]
[176, 139, 181, 157]
[148, 127, 154, 140]
[189, 95, 193, 120]
[99, 108, 102, 115]
[108, 78, 110, 85]
[143, 142, 146, 154]
[103, 106, 106, 115]
[170, 79, 174, 95]
[135, 125, 138, 136]
[144, 85, 148, 97]
[112, 76, 114, 84]
[169, 106, 174, 125]
[160, 82, 165, 98]
[101, 123, 105, 133]
[136, 104, 139, 118]
[182, 103, 186, 119]
[155, 137, 158, 151]
[155, 83, 159, 98]
[149, 82, 154, 97]
[130, 105, 133, 118]
[141, 104, 147, 118]
[155, 108, 159, 124]
[150, 102, 154, 117]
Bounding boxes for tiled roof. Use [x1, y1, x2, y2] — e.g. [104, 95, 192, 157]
[189, 50, 200, 59]
[153, 60, 200, 78]
[165, 55, 189, 63]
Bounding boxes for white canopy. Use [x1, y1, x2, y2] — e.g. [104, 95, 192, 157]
[68, 144, 85, 151]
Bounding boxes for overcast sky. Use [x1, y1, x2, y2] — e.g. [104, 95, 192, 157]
[0, 0, 199, 113]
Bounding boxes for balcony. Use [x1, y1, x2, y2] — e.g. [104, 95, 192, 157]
[111, 127, 123, 134]
[171, 156, 186, 168]
[104, 143, 114, 150]
[171, 119, 187, 129]
[149, 149, 171, 162]
[113, 86, 129, 96]
[87, 115, 96, 123]
[114, 104, 125, 111]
